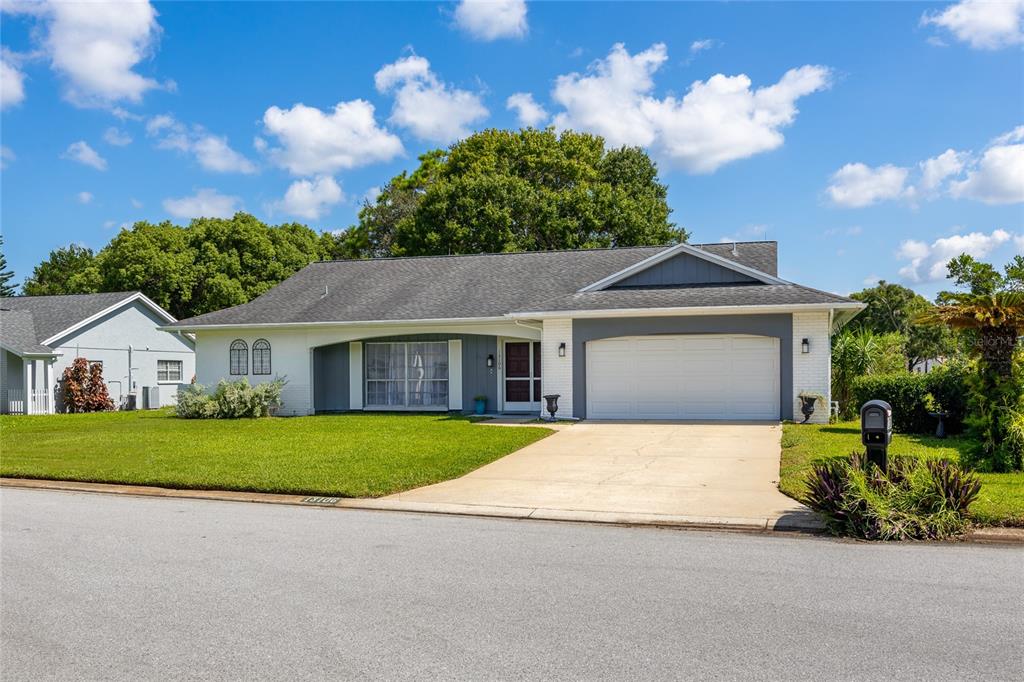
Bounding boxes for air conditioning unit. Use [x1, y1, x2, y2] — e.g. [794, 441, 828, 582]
[142, 386, 160, 410]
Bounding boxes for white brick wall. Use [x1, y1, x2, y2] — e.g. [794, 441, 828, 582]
[540, 318, 574, 418]
[792, 311, 831, 424]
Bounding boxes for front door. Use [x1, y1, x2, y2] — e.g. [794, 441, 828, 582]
[503, 341, 541, 412]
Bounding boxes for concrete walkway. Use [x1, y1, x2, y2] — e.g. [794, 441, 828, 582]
[391, 421, 815, 526]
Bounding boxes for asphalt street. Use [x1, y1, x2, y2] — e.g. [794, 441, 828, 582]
[2, 487, 1021, 681]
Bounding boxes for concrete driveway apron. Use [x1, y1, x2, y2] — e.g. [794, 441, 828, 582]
[389, 422, 809, 522]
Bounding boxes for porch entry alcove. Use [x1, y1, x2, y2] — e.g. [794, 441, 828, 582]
[311, 333, 540, 415]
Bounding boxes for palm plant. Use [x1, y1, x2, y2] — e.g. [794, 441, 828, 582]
[831, 329, 882, 416]
[916, 291, 1024, 471]
[915, 291, 1024, 376]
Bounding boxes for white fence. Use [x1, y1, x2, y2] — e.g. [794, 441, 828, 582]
[1, 389, 53, 415]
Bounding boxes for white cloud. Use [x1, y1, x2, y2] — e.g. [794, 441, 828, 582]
[506, 92, 548, 127]
[190, 134, 257, 174]
[146, 114, 257, 174]
[551, 43, 831, 173]
[375, 54, 488, 143]
[454, 0, 527, 41]
[949, 139, 1024, 204]
[690, 39, 716, 54]
[262, 100, 403, 176]
[0, 56, 26, 109]
[897, 229, 1016, 282]
[363, 186, 382, 204]
[130, 198, 143, 209]
[17, 0, 167, 108]
[62, 140, 108, 170]
[272, 176, 344, 220]
[77, 191, 93, 204]
[552, 43, 666, 150]
[919, 149, 967, 192]
[103, 127, 133, 146]
[828, 127, 1024, 207]
[0, 146, 14, 169]
[162, 188, 240, 220]
[826, 163, 910, 207]
[922, 0, 1024, 50]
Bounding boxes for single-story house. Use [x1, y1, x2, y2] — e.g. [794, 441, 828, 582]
[0, 291, 195, 414]
[163, 241, 862, 423]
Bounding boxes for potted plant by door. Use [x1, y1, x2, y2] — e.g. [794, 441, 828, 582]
[798, 392, 825, 423]
[473, 394, 488, 415]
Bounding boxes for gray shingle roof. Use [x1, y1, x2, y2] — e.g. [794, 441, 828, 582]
[168, 241, 853, 328]
[0, 310, 54, 355]
[0, 291, 137, 351]
[693, 241, 778, 276]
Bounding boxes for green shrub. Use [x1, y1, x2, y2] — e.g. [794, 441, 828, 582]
[962, 368, 1023, 472]
[851, 367, 970, 435]
[922, 360, 971, 434]
[851, 373, 931, 433]
[804, 452, 980, 540]
[175, 383, 219, 419]
[175, 378, 286, 419]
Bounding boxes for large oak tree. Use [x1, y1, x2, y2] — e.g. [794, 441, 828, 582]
[335, 128, 685, 257]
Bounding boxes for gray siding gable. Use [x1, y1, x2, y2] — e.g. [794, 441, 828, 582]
[610, 251, 758, 288]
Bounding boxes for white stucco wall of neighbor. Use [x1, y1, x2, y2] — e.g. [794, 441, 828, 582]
[52, 301, 195, 408]
[540, 318, 574, 418]
[792, 310, 831, 424]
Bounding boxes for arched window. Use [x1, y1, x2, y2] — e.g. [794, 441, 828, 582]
[229, 339, 248, 375]
[252, 339, 272, 375]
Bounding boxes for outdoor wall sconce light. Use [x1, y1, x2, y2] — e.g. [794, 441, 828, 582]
[801, 338, 810, 354]
[558, 342, 566, 357]
[486, 354, 495, 368]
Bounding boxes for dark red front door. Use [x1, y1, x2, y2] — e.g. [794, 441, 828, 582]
[505, 342, 532, 402]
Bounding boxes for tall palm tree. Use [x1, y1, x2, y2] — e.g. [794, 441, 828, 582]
[916, 291, 1024, 376]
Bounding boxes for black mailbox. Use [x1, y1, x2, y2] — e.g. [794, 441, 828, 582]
[860, 399, 892, 470]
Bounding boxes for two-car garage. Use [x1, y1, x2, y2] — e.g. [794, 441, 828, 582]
[585, 335, 781, 420]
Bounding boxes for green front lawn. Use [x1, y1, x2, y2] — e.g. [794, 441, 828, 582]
[0, 410, 551, 498]
[781, 421, 1024, 526]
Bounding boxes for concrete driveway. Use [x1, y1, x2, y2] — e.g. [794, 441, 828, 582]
[390, 422, 811, 523]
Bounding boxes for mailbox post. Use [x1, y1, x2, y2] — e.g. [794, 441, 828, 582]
[860, 400, 893, 471]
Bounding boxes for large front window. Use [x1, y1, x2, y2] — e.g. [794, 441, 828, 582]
[365, 342, 449, 409]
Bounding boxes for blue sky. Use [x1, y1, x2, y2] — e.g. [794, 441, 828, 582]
[1, 0, 1021, 298]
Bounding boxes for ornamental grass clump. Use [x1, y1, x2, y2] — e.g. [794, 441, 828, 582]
[175, 377, 285, 419]
[805, 452, 980, 540]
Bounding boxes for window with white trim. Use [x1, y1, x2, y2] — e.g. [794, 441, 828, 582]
[252, 339, 271, 375]
[230, 340, 248, 375]
[158, 360, 183, 382]
[365, 341, 449, 409]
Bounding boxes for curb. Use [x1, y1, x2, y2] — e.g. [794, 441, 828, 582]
[0, 477, 825, 535]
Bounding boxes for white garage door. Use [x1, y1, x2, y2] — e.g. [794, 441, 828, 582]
[586, 335, 780, 420]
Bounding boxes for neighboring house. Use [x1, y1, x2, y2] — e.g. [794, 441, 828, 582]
[0, 292, 195, 414]
[911, 357, 945, 374]
[163, 241, 863, 423]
